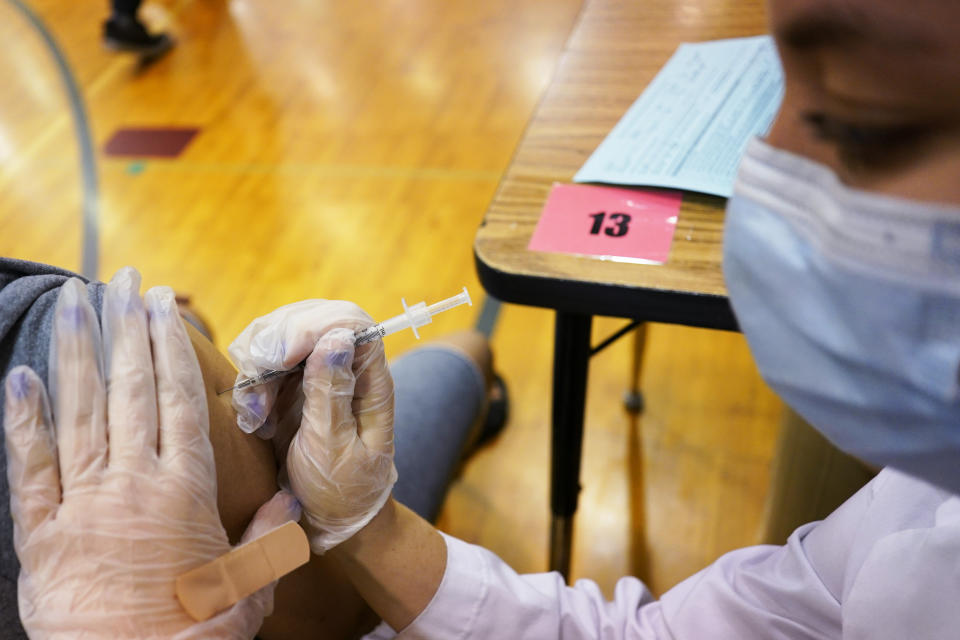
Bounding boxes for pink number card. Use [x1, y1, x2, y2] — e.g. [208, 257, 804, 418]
[528, 183, 681, 264]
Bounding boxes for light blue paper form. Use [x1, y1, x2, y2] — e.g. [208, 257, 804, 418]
[574, 35, 783, 198]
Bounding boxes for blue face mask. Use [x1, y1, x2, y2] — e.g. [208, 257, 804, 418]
[724, 138, 960, 494]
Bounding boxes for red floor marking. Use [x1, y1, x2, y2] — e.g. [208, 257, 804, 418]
[103, 127, 200, 158]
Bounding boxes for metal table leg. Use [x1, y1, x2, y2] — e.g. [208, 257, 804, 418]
[623, 323, 647, 413]
[549, 312, 592, 579]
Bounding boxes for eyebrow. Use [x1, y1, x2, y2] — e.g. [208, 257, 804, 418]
[776, 7, 934, 51]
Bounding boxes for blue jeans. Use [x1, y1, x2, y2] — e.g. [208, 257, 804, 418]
[391, 346, 486, 522]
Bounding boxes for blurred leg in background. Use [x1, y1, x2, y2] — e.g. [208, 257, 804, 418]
[103, 0, 173, 57]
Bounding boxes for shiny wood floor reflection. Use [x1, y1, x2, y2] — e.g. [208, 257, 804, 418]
[0, 0, 780, 602]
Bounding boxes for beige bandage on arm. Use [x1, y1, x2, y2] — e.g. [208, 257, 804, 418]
[176, 522, 311, 621]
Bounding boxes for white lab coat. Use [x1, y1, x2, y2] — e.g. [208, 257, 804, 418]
[366, 468, 960, 639]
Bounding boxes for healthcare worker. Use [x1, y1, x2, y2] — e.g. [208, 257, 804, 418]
[2, 270, 299, 637]
[226, 0, 960, 637]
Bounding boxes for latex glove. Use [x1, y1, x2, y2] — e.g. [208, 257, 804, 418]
[228, 300, 376, 436]
[2, 269, 300, 639]
[228, 301, 396, 553]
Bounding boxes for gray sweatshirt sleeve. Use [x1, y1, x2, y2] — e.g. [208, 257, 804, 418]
[0, 257, 104, 637]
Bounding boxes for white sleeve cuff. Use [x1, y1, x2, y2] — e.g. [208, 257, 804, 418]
[394, 532, 490, 639]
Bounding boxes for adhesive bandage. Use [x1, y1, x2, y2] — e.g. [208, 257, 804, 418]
[176, 522, 310, 621]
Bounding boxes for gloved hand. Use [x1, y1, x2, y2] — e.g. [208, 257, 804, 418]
[228, 301, 396, 553]
[2, 268, 300, 639]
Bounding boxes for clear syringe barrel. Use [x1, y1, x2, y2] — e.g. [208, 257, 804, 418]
[354, 286, 472, 345]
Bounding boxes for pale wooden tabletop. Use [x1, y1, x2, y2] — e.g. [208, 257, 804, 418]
[474, 0, 769, 329]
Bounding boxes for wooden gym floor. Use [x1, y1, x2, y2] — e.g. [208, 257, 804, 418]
[0, 0, 782, 599]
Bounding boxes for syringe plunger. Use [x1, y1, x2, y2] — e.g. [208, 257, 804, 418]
[426, 286, 472, 316]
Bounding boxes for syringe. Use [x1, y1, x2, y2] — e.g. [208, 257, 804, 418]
[219, 287, 472, 395]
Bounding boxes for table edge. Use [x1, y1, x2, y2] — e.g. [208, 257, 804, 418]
[474, 246, 739, 331]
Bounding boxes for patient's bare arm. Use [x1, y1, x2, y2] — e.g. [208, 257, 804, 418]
[188, 324, 278, 541]
[187, 325, 379, 639]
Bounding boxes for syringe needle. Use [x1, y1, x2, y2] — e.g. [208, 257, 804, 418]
[218, 363, 305, 395]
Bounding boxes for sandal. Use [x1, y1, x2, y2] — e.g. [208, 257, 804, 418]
[475, 373, 509, 447]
